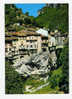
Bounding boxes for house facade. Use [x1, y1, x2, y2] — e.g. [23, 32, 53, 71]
[5, 29, 65, 58]
[5, 31, 42, 57]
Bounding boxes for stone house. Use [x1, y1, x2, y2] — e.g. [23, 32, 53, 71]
[6, 31, 42, 57]
[26, 33, 42, 54]
[5, 29, 65, 58]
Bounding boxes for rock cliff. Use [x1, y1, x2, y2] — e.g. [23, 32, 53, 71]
[12, 50, 57, 77]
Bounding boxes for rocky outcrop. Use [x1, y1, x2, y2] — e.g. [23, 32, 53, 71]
[12, 50, 57, 77]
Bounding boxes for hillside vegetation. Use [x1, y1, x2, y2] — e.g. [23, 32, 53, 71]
[35, 4, 68, 33]
[5, 4, 68, 33]
[5, 4, 37, 32]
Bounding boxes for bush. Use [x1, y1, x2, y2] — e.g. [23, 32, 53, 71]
[59, 44, 69, 93]
[5, 61, 25, 94]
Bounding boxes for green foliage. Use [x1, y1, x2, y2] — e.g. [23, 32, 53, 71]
[25, 12, 29, 16]
[16, 8, 22, 17]
[49, 67, 62, 89]
[24, 75, 45, 89]
[59, 44, 69, 93]
[36, 4, 68, 33]
[56, 48, 62, 68]
[48, 41, 69, 93]
[24, 17, 31, 24]
[5, 4, 37, 31]
[5, 4, 17, 27]
[17, 19, 24, 25]
[5, 61, 25, 94]
[5, 4, 68, 33]
[49, 43, 69, 93]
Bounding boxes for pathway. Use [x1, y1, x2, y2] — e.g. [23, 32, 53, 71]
[25, 82, 49, 93]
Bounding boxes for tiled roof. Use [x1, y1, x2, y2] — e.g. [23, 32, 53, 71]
[6, 30, 40, 37]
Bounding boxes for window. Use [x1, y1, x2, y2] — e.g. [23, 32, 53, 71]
[9, 48, 11, 51]
[31, 45, 33, 48]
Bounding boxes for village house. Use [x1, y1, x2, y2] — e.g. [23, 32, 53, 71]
[5, 30, 42, 57]
[5, 28, 66, 58]
[12, 32, 42, 55]
[26, 33, 42, 54]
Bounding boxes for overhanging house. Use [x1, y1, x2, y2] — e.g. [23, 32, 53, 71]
[5, 29, 65, 58]
[5, 31, 42, 57]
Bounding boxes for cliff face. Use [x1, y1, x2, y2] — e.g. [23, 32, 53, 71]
[12, 50, 57, 77]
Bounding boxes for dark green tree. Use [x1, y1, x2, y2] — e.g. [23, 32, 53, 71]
[5, 61, 25, 94]
[25, 12, 29, 16]
[59, 43, 69, 93]
[24, 17, 31, 24]
[36, 4, 68, 33]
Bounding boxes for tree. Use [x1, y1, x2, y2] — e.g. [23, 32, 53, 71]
[5, 61, 25, 94]
[49, 67, 62, 90]
[59, 43, 69, 93]
[24, 17, 31, 24]
[25, 12, 29, 16]
[17, 8, 22, 16]
[36, 4, 68, 33]
[5, 4, 17, 27]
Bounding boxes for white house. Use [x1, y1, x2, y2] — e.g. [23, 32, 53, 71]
[36, 28, 48, 37]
